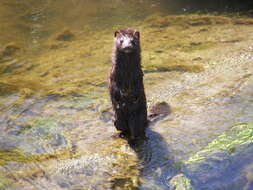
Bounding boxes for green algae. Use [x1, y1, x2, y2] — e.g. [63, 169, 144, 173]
[0, 149, 34, 166]
[185, 123, 253, 164]
[0, 79, 42, 97]
[110, 175, 140, 190]
[145, 14, 231, 28]
[144, 63, 204, 73]
[0, 174, 13, 190]
[29, 118, 59, 129]
[0, 13, 251, 98]
[20, 117, 64, 141]
[173, 161, 185, 171]
[0, 148, 77, 166]
[0, 82, 17, 95]
[145, 14, 253, 28]
[170, 174, 194, 190]
[17, 117, 54, 132]
[107, 139, 141, 190]
[233, 18, 253, 25]
[181, 42, 215, 52]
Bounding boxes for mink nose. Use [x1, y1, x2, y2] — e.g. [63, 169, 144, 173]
[122, 39, 134, 49]
[124, 44, 133, 49]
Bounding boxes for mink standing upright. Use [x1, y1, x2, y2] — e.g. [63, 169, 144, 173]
[109, 28, 148, 140]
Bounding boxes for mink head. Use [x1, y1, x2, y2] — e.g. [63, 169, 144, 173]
[114, 28, 140, 53]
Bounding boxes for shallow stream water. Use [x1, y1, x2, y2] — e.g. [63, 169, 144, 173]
[0, 1, 253, 190]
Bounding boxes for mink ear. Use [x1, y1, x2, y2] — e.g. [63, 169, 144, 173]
[134, 31, 140, 38]
[114, 31, 120, 37]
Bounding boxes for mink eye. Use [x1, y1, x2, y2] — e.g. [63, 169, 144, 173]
[120, 39, 123, 44]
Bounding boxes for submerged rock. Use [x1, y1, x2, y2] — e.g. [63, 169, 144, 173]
[150, 101, 171, 116]
[149, 101, 171, 122]
[100, 110, 113, 122]
[1, 42, 20, 57]
[55, 29, 75, 41]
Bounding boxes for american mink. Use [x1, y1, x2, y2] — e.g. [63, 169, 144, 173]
[109, 28, 148, 140]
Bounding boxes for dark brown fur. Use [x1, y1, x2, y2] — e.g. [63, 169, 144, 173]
[109, 28, 147, 139]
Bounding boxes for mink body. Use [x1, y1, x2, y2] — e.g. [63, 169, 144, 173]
[109, 28, 147, 139]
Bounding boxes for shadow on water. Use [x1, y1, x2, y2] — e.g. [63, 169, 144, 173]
[132, 129, 179, 190]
